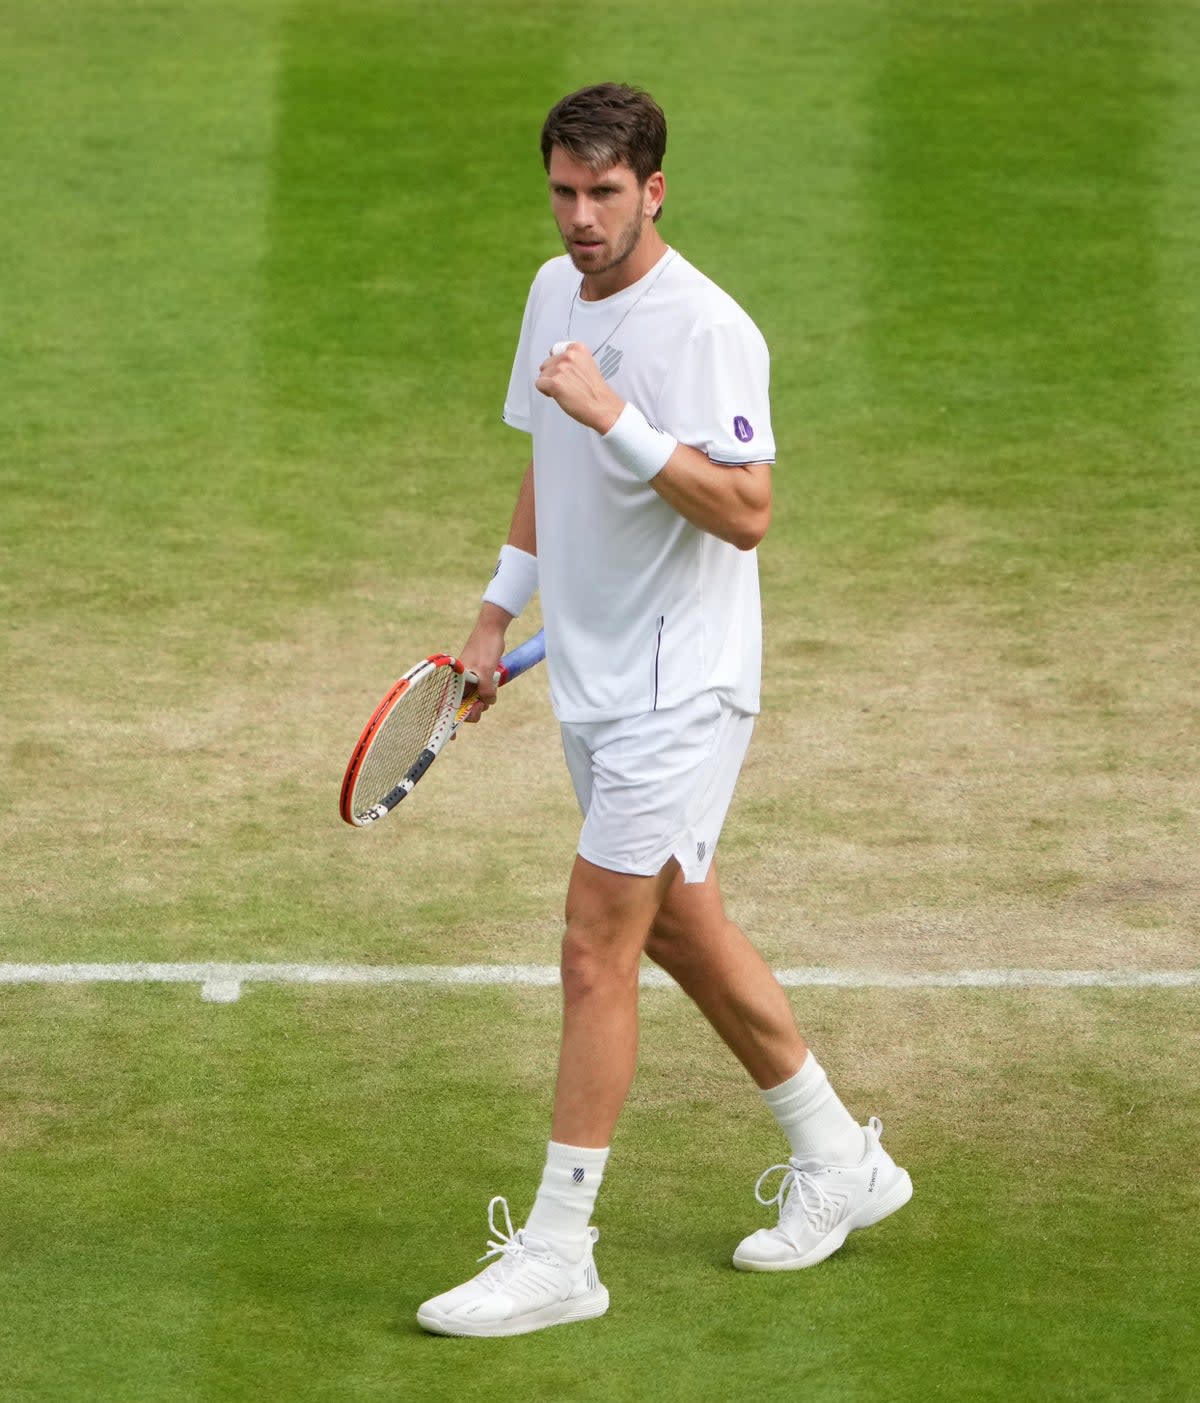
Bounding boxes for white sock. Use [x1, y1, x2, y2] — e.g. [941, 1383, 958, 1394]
[761, 1053, 866, 1166]
[523, 1140, 610, 1259]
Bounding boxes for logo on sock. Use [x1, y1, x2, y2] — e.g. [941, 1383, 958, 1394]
[573, 1167, 586, 1183]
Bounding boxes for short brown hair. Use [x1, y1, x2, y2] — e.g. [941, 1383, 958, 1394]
[540, 83, 667, 185]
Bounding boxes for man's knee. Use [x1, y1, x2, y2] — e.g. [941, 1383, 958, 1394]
[560, 924, 642, 999]
[645, 908, 706, 977]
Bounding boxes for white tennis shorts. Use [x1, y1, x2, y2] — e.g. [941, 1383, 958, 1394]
[560, 691, 755, 884]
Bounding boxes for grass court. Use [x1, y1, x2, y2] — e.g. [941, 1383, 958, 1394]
[2, 2, 1198, 1399]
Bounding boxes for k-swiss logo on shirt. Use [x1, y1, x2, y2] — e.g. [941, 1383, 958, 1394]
[596, 344, 623, 380]
[733, 416, 754, 443]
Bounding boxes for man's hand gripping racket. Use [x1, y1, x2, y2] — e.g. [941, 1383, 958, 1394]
[339, 630, 545, 827]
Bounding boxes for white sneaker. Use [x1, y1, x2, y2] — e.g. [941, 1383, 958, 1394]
[732, 1117, 912, 1272]
[416, 1196, 609, 1338]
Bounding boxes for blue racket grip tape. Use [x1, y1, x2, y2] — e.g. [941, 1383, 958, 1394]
[498, 629, 546, 685]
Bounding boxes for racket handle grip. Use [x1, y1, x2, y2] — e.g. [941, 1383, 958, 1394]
[496, 629, 546, 686]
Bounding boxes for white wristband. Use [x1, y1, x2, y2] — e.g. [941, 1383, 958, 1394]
[481, 543, 538, 618]
[602, 403, 678, 483]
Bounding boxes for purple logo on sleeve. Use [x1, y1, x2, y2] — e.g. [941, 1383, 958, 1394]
[733, 416, 754, 443]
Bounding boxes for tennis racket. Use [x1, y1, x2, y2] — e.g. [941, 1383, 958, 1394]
[339, 630, 546, 827]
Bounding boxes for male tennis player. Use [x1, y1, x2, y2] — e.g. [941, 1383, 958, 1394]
[416, 83, 911, 1338]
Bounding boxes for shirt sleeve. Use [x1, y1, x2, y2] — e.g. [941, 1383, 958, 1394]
[654, 313, 776, 465]
[502, 279, 539, 434]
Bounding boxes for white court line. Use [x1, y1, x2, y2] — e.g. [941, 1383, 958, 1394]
[0, 963, 1197, 1003]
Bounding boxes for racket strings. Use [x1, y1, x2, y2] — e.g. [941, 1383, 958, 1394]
[352, 664, 460, 814]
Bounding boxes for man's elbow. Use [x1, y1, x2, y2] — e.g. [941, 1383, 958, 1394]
[730, 498, 771, 550]
[728, 465, 771, 549]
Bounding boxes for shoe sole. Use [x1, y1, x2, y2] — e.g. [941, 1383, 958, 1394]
[416, 1285, 610, 1338]
[732, 1169, 913, 1273]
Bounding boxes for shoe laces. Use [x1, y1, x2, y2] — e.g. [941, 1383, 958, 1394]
[473, 1197, 568, 1301]
[478, 1196, 524, 1267]
[753, 1161, 836, 1231]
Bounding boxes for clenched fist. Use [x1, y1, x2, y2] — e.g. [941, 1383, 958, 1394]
[535, 341, 624, 435]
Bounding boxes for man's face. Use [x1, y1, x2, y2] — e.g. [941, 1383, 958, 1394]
[547, 147, 661, 279]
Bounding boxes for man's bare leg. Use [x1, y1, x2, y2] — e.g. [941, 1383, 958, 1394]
[642, 860, 911, 1273]
[548, 854, 678, 1147]
[644, 861, 808, 1089]
[646, 859, 867, 1162]
[417, 855, 673, 1337]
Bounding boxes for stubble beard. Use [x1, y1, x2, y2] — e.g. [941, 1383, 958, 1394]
[563, 198, 646, 280]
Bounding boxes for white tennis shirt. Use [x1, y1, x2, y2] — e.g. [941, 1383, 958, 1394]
[503, 248, 775, 723]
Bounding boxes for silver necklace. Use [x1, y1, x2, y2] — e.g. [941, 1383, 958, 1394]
[566, 249, 678, 353]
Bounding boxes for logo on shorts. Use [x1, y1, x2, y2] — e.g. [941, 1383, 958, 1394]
[572, 1167, 586, 1184]
[733, 416, 754, 443]
[697, 840, 707, 863]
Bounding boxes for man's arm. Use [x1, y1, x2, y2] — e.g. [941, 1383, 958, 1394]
[535, 344, 771, 550]
[502, 459, 538, 557]
[646, 447, 770, 551]
[459, 460, 536, 718]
